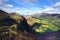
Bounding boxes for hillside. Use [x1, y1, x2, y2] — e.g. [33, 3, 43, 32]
[26, 13, 60, 33]
[0, 10, 34, 40]
[0, 10, 60, 40]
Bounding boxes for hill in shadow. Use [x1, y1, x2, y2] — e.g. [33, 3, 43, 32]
[0, 10, 35, 40]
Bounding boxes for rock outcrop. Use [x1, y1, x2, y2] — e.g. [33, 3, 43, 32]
[0, 10, 34, 40]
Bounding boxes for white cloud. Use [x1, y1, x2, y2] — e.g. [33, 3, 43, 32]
[0, 0, 9, 6]
[0, 0, 14, 11]
[12, 0, 39, 7]
[0, 0, 60, 15]
[0, 0, 14, 13]
[5, 4, 13, 8]
[22, 0, 38, 4]
[0, 0, 2, 5]
[12, 0, 27, 6]
[43, 7, 54, 12]
[0, 0, 12, 9]
[14, 7, 42, 15]
[0, 0, 4, 6]
[42, 7, 60, 13]
[0, 4, 14, 11]
[54, 2, 60, 8]
[1, 7, 15, 13]
[42, 2, 60, 13]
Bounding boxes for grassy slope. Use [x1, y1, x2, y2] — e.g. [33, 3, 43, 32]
[26, 17, 60, 33]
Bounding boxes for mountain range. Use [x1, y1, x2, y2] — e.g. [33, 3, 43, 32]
[28, 13, 60, 20]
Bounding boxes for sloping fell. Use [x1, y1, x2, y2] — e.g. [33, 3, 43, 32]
[0, 10, 34, 40]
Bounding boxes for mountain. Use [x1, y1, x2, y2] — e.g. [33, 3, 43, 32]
[0, 10, 34, 40]
[29, 13, 60, 20]
[0, 10, 60, 40]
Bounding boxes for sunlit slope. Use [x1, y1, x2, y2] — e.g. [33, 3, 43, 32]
[26, 17, 60, 33]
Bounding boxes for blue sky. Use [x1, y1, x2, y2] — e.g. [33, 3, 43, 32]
[0, 0, 60, 15]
